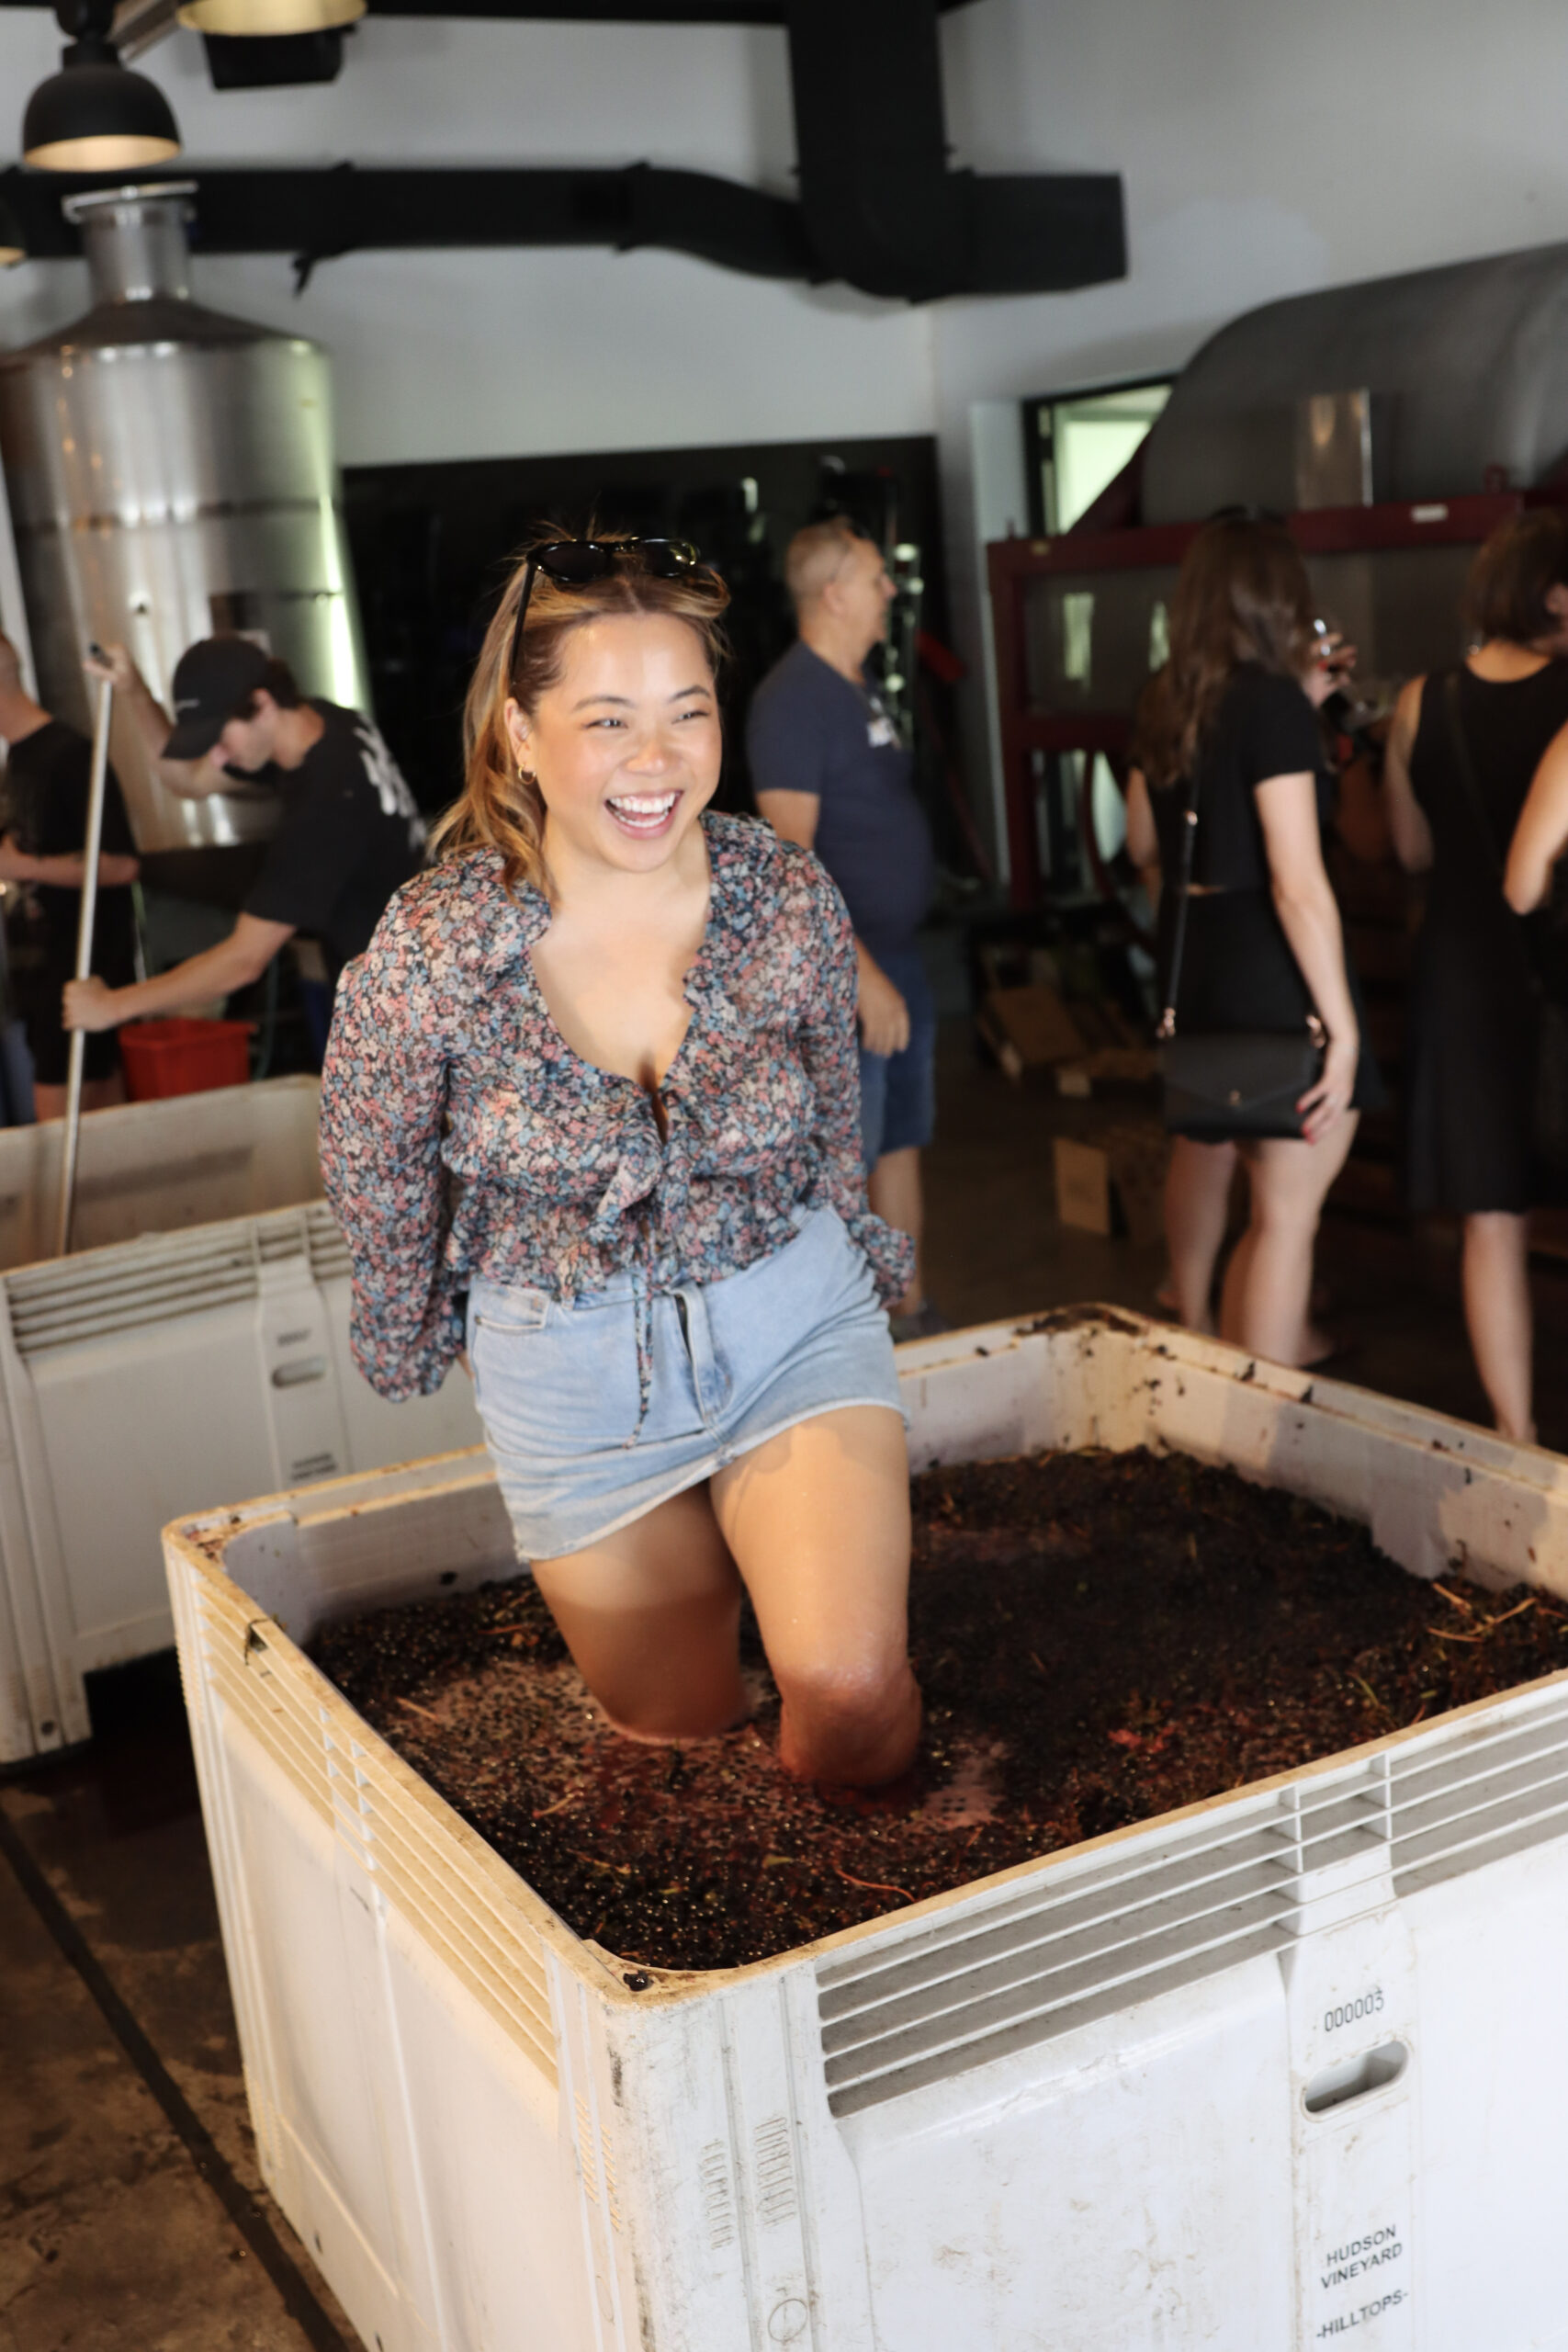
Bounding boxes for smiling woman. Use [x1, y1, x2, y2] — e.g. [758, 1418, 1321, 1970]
[432, 530, 730, 892]
[321, 528, 923, 1788]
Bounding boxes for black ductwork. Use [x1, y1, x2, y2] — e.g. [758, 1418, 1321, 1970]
[0, 162, 817, 284]
[0, 0, 1125, 300]
[787, 0, 1122, 300]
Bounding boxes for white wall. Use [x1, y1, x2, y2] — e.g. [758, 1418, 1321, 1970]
[0, 11, 936, 463]
[933, 0, 1568, 862]
[938, 0, 1568, 406]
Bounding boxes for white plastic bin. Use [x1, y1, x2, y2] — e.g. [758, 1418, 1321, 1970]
[0, 1078, 481, 1762]
[164, 1311, 1568, 2352]
[0, 1074, 323, 1269]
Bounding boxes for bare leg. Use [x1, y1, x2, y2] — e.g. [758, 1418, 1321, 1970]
[31, 1071, 127, 1123]
[1461, 1211, 1535, 1442]
[1220, 1114, 1358, 1365]
[712, 1405, 920, 1786]
[530, 1484, 747, 1743]
[1163, 1136, 1236, 1331]
[869, 1145, 923, 1317]
[1218, 1223, 1336, 1367]
[1218, 1225, 1256, 1343]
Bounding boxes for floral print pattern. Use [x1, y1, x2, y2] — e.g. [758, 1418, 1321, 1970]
[320, 811, 915, 1407]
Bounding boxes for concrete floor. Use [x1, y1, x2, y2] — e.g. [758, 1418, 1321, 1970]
[0, 1652, 360, 2352]
[6, 1023, 1568, 2349]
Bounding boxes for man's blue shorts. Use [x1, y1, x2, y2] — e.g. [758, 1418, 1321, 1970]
[859, 941, 937, 1170]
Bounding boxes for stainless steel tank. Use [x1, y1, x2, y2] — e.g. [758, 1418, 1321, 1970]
[0, 184, 367, 854]
[1141, 241, 1568, 526]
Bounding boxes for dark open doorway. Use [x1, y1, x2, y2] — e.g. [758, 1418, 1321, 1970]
[341, 432, 970, 867]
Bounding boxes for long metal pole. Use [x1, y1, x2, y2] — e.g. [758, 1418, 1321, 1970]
[54, 673, 114, 1258]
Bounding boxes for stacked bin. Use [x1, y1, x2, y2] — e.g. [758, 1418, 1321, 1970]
[0, 1080, 479, 1760]
[164, 1311, 1568, 2352]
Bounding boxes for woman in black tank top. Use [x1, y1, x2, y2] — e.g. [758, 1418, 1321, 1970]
[1383, 510, 1568, 1443]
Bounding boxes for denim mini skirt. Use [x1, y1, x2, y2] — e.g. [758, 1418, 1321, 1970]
[465, 1204, 906, 1562]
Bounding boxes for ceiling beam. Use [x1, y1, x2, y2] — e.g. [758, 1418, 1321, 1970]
[0, 161, 818, 285]
[788, 0, 1124, 301]
[0, 153, 1124, 299]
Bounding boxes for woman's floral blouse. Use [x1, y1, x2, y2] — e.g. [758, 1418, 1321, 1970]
[320, 810, 914, 1408]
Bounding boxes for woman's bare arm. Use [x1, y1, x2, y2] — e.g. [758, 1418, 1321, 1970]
[1254, 768, 1359, 1141]
[1123, 765, 1162, 910]
[1505, 718, 1568, 912]
[1381, 677, 1435, 873]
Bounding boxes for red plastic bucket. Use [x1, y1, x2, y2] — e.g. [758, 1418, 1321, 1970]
[119, 1019, 253, 1102]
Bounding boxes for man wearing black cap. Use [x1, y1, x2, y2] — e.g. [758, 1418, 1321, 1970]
[63, 637, 424, 1050]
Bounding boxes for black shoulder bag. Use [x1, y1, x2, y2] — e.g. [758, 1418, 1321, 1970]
[1156, 763, 1326, 1138]
[1440, 671, 1568, 1170]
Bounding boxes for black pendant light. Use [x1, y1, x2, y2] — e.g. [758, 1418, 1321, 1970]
[22, 2, 183, 175]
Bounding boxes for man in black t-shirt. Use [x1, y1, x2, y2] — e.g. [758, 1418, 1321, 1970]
[0, 631, 141, 1119]
[64, 637, 424, 1055]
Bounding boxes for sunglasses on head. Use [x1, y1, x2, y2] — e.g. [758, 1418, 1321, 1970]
[507, 537, 715, 682]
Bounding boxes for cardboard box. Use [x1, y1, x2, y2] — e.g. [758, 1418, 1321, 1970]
[1055, 1046, 1160, 1098]
[976, 942, 1060, 992]
[1054, 1122, 1170, 1247]
[978, 984, 1085, 1080]
[1053, 1136, 1113, 1233]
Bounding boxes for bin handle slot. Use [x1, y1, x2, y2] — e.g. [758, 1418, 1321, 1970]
[1303, 2040, 1408, 2116]
[271, 1356, 328, 1388]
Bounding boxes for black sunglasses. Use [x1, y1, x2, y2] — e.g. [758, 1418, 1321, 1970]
[507, 537, 714, 682]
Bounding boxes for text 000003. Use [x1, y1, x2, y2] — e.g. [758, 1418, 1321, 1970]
[1324, 1990, 1384, 2033]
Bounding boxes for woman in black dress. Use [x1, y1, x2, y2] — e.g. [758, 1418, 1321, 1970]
[1384, 511, 1568, 1444]
[1126, 516, 1379, 1367]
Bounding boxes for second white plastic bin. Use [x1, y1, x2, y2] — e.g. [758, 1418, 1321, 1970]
[0, 1080, 479, 1761]
[0, 1074, 323, 1269]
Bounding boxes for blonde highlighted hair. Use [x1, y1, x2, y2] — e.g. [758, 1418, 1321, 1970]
[429, 526, 730, 892]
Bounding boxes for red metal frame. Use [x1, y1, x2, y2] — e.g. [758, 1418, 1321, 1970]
[986, 487, 1567, 910]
